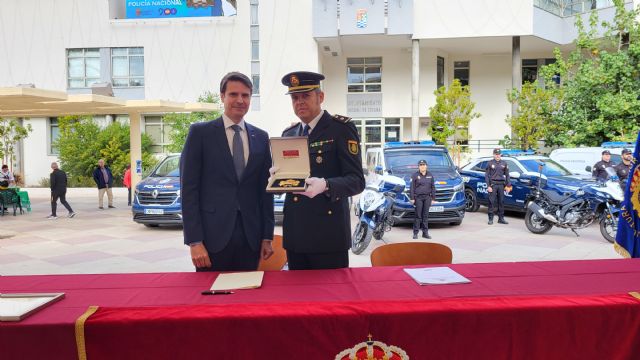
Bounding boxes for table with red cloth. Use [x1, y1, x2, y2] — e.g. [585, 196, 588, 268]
[1, 259, 640, 360]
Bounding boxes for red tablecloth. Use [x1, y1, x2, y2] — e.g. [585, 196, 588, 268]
[2, 259, 640, 359]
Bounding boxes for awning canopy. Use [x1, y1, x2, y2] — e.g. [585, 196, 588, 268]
[0, 87, 219, 117]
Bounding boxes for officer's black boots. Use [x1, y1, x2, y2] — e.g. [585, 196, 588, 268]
[498, 218, 509, 225]
[412, 233, 418, 239]
[488, 216, 494, 225]
[422, 232, 431, 239]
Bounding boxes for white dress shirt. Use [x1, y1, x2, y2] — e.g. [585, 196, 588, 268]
[222, 114, 250, 165]
[300, 110, 323, 135]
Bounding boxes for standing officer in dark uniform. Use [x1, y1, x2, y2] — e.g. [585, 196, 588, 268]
[592, 150, 615, 182]
[277, 71, 365, 270]
[615, 148, 633, 185]
[485, 148, 511, 225]
[410, 160, 436, 239]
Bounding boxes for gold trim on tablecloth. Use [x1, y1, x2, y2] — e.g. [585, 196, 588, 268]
[75, 305, 99, 360]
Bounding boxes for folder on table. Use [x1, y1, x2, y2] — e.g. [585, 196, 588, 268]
[404, 267, 471, 285]
[210, 271, 264, 291]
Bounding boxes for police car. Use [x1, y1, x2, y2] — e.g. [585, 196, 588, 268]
[132, 154, 182, 227]
[133, 154, 286, 227]
[460, 150, 590, 213]
[365, 141, 466, 225]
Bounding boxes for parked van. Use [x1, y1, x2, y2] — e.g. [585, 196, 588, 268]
[549, 142, 633, 176]
[364, 141, 466, 225]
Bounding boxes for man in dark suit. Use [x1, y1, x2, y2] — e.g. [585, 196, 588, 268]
[277, 71, 365, 270]
[48, 162, 76, 219]
[181, 72, 274, 272]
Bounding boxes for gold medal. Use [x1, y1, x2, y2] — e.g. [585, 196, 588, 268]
[316, 156, 323, 164]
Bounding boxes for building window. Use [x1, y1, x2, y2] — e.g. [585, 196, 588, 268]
[49, 118, 60, 155]
[111, 47, 144, 87]
[250, 1, 260, 98]
[67, 48, 101, 88]
[251, 41, 259, 60]
[144, 116, 172, 153]
[453, 61, 470, 87]
[437, 56, 445, 89]
[352, 118, 401, 153]
[347, 57, 382, 93]
[522, 59, 538, 84]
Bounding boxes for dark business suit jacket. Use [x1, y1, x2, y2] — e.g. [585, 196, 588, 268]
[282, 111, 365, 253]
[180, 117, 274, 254]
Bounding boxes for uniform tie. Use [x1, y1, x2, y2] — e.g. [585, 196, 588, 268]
[302, 124, 310, 136]
[230, 124, 245, 180]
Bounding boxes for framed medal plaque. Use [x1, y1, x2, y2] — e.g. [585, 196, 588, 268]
[267, 137, 310, 193]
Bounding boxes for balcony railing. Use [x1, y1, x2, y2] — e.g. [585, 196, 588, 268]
[534, 0, 619, 17]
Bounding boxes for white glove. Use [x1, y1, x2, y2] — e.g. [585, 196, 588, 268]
[295, 177, 327, 199]
[268, 166, 279, 184]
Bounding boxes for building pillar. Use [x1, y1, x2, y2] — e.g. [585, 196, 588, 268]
[411, 38, 420, 140]
[129, 112, 142, 192]
[511, 36, 521, 117]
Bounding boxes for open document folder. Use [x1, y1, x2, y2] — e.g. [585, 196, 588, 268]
[210, 271, 264, 291]
[404, 267, 471, 285]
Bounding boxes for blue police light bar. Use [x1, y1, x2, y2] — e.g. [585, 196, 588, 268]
[601, 141, 634, 148]
[500, 149, 535, 156]
[384, 141, 436, 148]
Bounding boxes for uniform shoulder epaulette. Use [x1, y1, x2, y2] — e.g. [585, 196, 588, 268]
[332, 114, 351, 123]
[283, 122, 299, 133]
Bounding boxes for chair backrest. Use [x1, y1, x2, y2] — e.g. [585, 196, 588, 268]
[258, 234, 287, 271]
[370, 242, 452, 267]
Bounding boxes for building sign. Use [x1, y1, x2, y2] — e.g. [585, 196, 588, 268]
[347, 93, 382, 117]
[356, 9, 368, 28]
[125, 0, 232, 19]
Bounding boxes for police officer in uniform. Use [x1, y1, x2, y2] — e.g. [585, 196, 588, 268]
[410, 160, 436, 239]
[592, 150, 615, 182]
[615, 148, 633, 185]
[485, 148, 511, 225]
[278, 71, 365, 270]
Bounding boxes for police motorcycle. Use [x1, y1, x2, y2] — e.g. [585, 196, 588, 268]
[524, 164, 623, 242]
[351, 174, 405, 255]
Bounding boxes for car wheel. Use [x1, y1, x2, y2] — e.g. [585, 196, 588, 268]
[465, 188, 480, 212]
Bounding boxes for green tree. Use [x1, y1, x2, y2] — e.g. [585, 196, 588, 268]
[505, 82, 560, 150]
[539, 0, 640, 146]
[429, 79, 480, 165]
[164, 91, 221, 153]
[55, 116, 156, 186]
[0, 117, 32, 168]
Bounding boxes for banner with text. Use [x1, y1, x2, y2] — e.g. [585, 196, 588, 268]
[125, 0, 235, 19]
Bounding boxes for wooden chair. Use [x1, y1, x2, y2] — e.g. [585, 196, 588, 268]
[370, 242, 452, 267]
[258, 234, 287, 271]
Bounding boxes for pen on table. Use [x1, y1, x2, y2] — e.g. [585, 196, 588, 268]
[201, 290, 234, 295]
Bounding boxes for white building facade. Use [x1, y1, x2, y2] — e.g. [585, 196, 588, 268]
[0, 0, 636, 185]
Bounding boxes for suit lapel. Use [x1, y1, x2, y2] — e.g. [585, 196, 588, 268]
[212, 118, 238, 182]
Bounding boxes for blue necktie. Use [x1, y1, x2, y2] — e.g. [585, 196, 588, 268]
[230, 125, 245, 180]
[302, 124, 310, 136]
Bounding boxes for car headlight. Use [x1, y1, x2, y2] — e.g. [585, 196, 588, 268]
[453, 183, 464, 192]
[576, 189, 584, 196]
[176, 189, 180, 197]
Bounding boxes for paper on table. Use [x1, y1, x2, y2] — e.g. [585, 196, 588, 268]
[210, 271, 264, 291]
[403, 267, 471, 285]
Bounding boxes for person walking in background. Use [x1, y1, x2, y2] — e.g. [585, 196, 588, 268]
[410, 159, 436, 239]
[92, 159, 115, 209]
[123, 164, 132, 206]
[48, 162, 75, 219]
